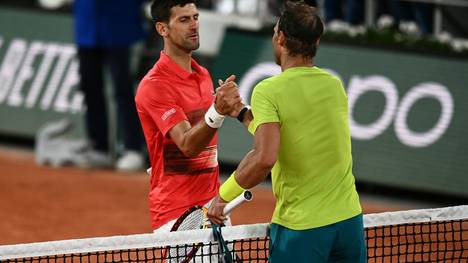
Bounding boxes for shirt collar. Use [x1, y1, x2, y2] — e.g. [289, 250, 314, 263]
[159, 51, 204, 80]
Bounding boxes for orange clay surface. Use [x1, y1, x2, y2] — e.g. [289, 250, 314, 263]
[0, 148, 413, 245]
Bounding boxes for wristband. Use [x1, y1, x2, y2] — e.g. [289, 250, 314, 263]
[237, 105, 251, 123]
[204, 104, 225, 128]
[219, 171, 245, 202]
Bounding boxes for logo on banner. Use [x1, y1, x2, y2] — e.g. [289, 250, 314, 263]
[238, 62, 454, 148]
[0, 37, 84, 113]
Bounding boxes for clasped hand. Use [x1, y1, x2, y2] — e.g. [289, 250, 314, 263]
[214, 75, 244, 117]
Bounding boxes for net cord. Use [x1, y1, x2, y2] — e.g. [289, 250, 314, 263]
[364, 204, 468, 227]
[0, 224, 268, 260]
[0, 205, 466, 260]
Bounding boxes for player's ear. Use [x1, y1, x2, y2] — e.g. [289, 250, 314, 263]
[277, 31, 286, 47]
[155, 22, 168, 37]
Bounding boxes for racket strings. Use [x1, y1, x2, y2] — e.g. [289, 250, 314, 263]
[167, 208, 209, 262]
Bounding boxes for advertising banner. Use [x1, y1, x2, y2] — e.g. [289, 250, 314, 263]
[212, 29, 468, 197]
[0, 8, 84, 138]
[1, 8, 466, 197]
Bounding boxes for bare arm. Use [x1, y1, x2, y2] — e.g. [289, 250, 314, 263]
[235, 122, 280, 188]
[206, 122, 280, 225]
[168, 75, 243, 157]
[168, 120, 217, 157]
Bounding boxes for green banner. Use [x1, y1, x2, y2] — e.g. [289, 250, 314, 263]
[1, 8, 467, 197]
[212, 29, 468, 197]
[0, 8, 83, 138]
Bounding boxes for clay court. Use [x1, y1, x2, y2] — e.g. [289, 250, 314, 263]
[0, 147, 418, 246]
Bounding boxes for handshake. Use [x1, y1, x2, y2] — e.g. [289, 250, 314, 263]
[205, 75, 249, 129]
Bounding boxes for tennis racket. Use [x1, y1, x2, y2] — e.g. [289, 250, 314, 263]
[211, 191, 253, 263]
[162, 191, 252, 263]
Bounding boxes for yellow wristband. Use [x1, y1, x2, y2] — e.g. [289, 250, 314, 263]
[219, 171, 245, 202]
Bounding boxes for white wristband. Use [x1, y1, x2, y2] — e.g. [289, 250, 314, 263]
[204, 104, 225, 128]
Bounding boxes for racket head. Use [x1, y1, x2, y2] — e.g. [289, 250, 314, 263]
[162, 206, 208, 262]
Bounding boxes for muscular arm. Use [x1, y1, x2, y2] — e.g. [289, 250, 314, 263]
[170, 104, 247, 158]
[235, 122, 280, 188]
[168, 120, 217, 158]
[168, 75, 243, 158]
[206, 122, 280, 224]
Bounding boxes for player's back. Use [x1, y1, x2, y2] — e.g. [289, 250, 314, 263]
[269, 67, 350, 172]
[250, 66, 361, 230]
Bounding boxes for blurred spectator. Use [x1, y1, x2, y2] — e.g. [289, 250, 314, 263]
[441, 5, 468, 39]
[376, 0, 433, 35]
[394, 0, 433, 35]
[268, 0, 318, 17]
[74, 0, 147, 171]
[325, 0, 364, 25]
[215, 0, 269, 16]
[376, 0, 395, 19]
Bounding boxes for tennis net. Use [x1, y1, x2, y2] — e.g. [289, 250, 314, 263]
[0, 205, 466, 262]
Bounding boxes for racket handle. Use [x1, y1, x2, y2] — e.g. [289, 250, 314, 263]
[223, 190, 253, 215]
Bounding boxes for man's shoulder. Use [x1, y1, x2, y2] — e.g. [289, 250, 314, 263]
[314, 67, 342, 84]
[139, 65, 173, 88]
[249, 75, 282, 97]
[136, 68, 174, 102]
[256, 75, 281, 89]
[253, 73, 293, 96]
[197, 63, 210, 74]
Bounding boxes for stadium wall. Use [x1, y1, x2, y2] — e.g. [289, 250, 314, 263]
[0, 8, 467, 198]
[0, 8, 84, 138]
[212, 29, 468, 198]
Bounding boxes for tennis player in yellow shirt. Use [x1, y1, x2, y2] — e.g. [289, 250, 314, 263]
[207, 1, 366, 262]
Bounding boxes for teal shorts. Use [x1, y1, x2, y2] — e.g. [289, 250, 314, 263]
[269, 214, 366, 263]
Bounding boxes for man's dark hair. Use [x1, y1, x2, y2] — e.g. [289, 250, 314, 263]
[277, 1, 324, 58]
[151, 0, 197, 23]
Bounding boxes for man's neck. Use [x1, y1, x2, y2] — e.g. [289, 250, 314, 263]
[280, 54, 313, 72]
[164, 46, 193, 72]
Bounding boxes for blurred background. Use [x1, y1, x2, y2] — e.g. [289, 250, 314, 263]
[0, 0, 467, 244]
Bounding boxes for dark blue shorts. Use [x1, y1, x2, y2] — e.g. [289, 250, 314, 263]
[269, 214, 366, 263]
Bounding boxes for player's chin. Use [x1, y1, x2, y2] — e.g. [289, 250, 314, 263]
[185, 40, 200, 51]
[192, 43, 200, 51]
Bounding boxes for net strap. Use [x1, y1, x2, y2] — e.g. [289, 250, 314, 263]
[212, 224, 234, 263]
